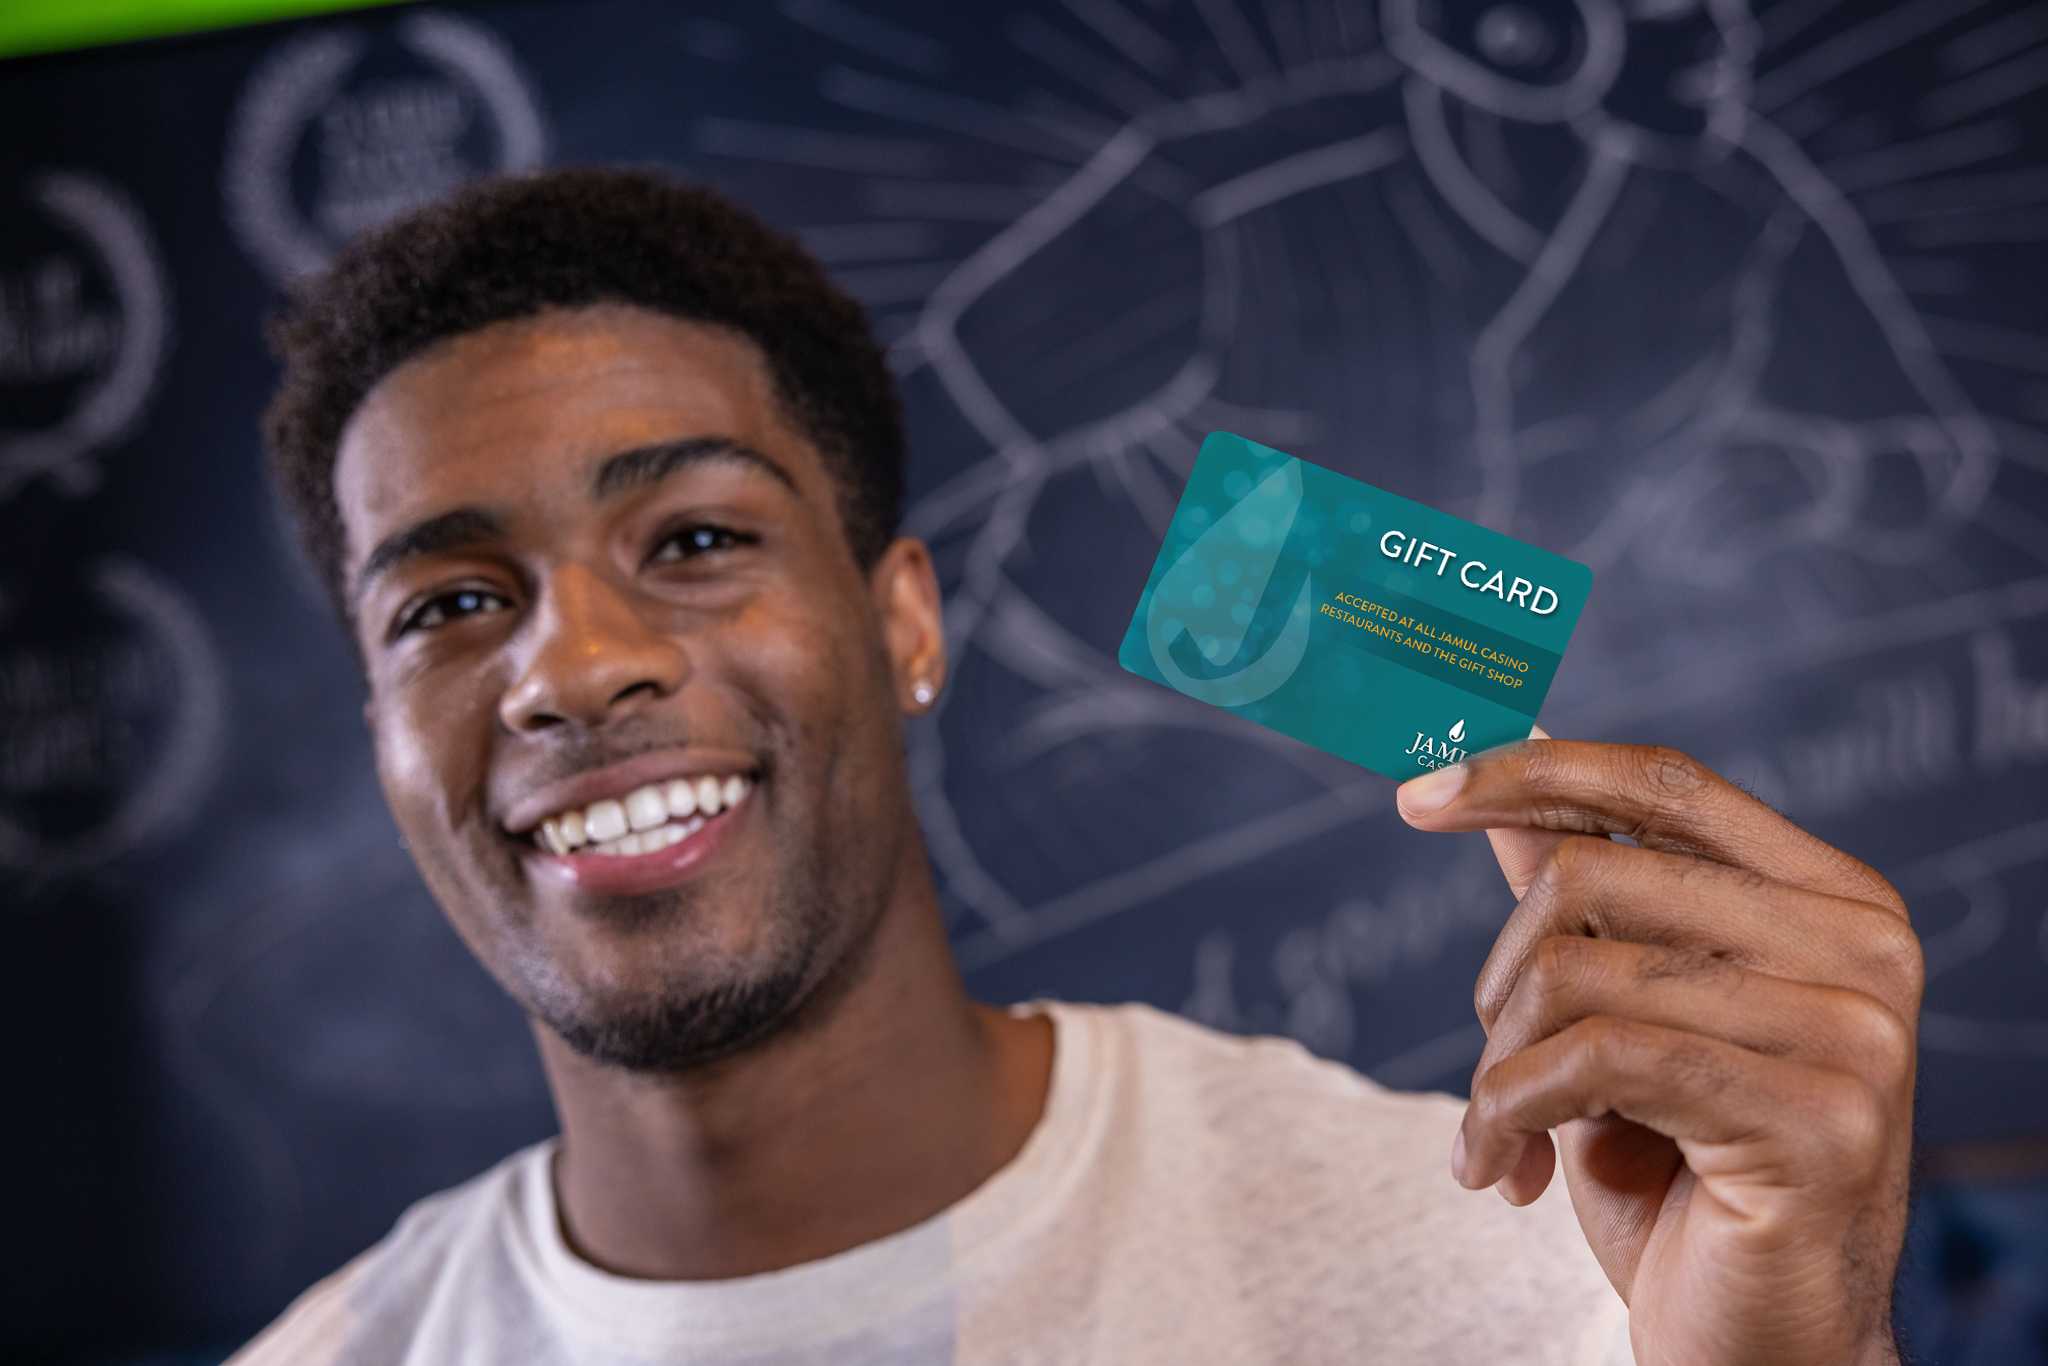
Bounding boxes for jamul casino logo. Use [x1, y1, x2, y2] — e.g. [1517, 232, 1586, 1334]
[1406, 717, 1467, 770]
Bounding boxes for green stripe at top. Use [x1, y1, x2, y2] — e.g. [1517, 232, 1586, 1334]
[0, 0, 406, 61]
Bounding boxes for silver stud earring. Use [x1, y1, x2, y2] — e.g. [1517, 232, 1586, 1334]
[912, 679, 935, 706]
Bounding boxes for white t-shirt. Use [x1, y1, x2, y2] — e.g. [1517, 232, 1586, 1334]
[230, 998, 1635, 1364]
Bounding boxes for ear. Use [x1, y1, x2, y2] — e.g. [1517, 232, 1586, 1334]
[869, 536, 947, 714]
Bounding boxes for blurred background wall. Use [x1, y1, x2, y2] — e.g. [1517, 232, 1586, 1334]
[3, 0, 2046, 1361]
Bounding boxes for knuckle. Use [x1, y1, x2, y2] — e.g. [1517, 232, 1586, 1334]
[1476, 915, 1541, 1026]
[1865, 869, 1911, 921]
[1534, 795, 1600, 835]
[1522, 847, 1571, 920]
[1637, 745, 1709, 802]
[1832, 850, 1911, 920]
[1516, 734, 1567, 789]
[1637, 943, 1735, 985]
[1474, 960, 1518, 1028]
[1864, 914, 1928, 1003]
[1580, 1014, 1723, 1095]
[1530, 935, 1598, 1007]
[1663, 1034, 1726, 1093]
[1521, 839, 1610, 942]
[1724, 861, 1772, 895]
[1572, 1014, 1635, 1076]
[1468, 1071, 1509, 1128]
[1542, 832, 1606, 895]
[1839, 991, 1916, 1084]
[1818, 1074, 1891, 1171]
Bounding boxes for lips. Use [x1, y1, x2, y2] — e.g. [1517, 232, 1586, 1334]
[523, 769, 758, 898]
[534, 771, 754, 855]
[500, 746, 761, 838]
[541, 772, 754, 856]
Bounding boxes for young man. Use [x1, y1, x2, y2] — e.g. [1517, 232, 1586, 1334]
[234, 166, 1920, 1365]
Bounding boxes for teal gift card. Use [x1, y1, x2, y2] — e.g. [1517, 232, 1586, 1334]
[1117, 431, 1593, 780]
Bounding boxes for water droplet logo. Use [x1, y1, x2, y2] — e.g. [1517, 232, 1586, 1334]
[1448, 718, 1466, 743]
[1146, 458, 1314, 707]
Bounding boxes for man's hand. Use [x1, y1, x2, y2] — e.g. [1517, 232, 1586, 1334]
[1396, 730, 1921, 1366]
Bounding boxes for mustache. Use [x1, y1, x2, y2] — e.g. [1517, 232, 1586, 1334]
[498, 724, 763, 796]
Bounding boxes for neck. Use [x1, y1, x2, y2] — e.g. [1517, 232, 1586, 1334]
[532, 849, 1053, 1281]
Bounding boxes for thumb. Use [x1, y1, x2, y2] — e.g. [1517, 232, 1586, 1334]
[1481, 723, 1600, 899]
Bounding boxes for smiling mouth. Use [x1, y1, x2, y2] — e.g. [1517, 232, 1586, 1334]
[528, 770, 758, 858]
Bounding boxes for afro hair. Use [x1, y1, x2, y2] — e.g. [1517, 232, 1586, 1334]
[260, 163, 906, 636]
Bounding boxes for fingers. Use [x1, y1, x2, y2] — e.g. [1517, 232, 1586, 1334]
[1470, 915, 1917, 1210]
[1474, 835, 1926, 1028]
[1494, 1127, 1556, 1207]
[1474, 935, 1916, 1098]
[1399, 737, 1908, 917]
[1457, 1017, 1891, 1197]
[1481, 724, 1596, 900]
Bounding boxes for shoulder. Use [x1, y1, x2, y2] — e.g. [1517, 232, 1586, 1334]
[1083, 997, 1527, 1218]
[223, 1141, 549, 1366]
[1061, 1000, 1627, 1355]
[1066, 996, 1467, 1142]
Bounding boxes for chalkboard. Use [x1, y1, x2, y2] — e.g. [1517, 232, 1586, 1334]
[3, 0, 2045, 1356]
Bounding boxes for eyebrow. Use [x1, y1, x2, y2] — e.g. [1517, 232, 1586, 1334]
[352, 436, 798, 610]
[591, 435, 797, 501]
[354, 506, 506, 609]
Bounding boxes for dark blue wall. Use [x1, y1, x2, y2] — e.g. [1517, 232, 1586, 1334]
[4, 1, 2046, 1361]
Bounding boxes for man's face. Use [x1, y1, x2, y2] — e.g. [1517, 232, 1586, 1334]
[335, 302, 932, 1072]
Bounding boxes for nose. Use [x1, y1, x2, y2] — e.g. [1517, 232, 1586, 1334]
[498, 563, 690, 733]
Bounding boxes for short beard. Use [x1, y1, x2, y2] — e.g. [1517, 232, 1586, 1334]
[521, 864, 850, 1074]
[508, 775, 889, 1075]
[539, 947, 817, 1072]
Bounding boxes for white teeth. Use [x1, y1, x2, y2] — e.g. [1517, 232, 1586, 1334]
[625, 785, 668, 832]
[665, 778, 697, 819]
[532, 772, 755, 854]
[585, 799, 627, 842]
[580, 811, 716, 857]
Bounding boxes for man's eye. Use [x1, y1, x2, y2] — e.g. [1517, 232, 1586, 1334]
[649, 524, 756, 563]
[396, 588, 508, 637]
